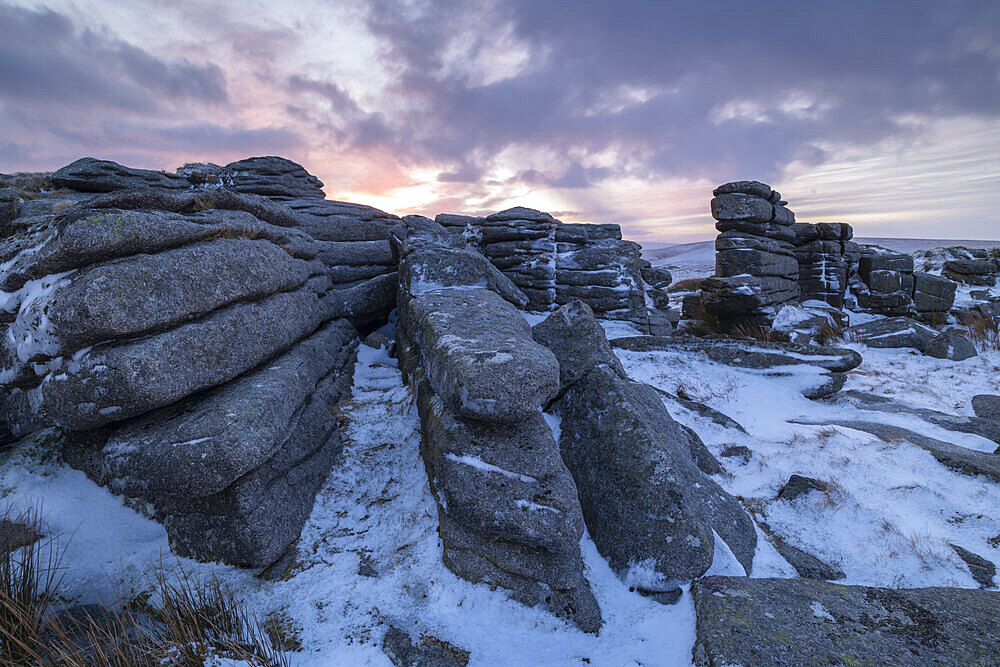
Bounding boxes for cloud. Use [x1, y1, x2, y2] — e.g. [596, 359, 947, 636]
[360, 0, 1000, 184]
[0, 1, 302, 171]
[0, 0, 997, 239]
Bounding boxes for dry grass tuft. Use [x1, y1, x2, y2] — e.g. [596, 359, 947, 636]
[667, 277, 706, 294]
[0, 503, 288, 666]
[728, 321, 773, 342]
[0, 504, 65, 666]
[958, 311, 1000, 351]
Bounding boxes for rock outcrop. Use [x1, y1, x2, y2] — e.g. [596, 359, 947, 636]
[0, 156, 389, 571]
[394, 220, 601, 632]
[535, 301, 757, 584]
[853, 248, 956, 322]
[435, 208, 649, 329]
[690, 181, 855, 324]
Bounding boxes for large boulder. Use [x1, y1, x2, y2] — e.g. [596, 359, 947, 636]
[693, 576, 1000, 667]
[845, 317, 937, 351]
[536, 302, 756, 583]
[924, 329, 978, 361]
[412, 378, 601, 632]
[63, 320, 359, 568]
[216, 156, 326, 199]
[5, 275, 343, 434]
[405, 288, 558, 422]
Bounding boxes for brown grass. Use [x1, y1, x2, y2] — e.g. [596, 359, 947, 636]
[957, 311, 1000, 351]
[0, 503, 288, 666]
[667, 277, 706, 293]
[0, 504, 65, 665]
[728, 321, 773, 342]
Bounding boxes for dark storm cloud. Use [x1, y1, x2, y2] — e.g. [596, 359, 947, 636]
[0, 3, 226, 111]
[362, 0, 1000, 184]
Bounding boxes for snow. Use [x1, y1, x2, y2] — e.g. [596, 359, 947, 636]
[2, 340, 700, 666]
[444, 453, 538, 483]
[615, 342, 1000, 589]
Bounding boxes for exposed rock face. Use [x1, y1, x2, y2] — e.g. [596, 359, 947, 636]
[692, 576, 1000, 667]
[790, 222, 853, 308]
[944, 253, 998, 286]
[63, 321, 358, 568]
[535, 301, 756, 584]
[435, 208, 648, 329]
[924, 328, 978, 361]
[0, 188, 19, 233]
[702, 181, 799, 319]
[52, 157, 189, 192]
[382, 626, 471, 667]
[0, 156, 386, 570]
[395, 222, 600, 632]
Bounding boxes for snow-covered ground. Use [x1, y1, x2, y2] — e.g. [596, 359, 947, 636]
[618, 344, 1000, 590]
[3, 307, 999, 665]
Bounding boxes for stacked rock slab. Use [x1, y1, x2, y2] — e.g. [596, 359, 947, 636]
[534, 301, 757, 585]
[699, 181, 800, 321]
[790, 222, 855, 308]
[394, 218, 601, 632]
[435, 208, 648, 330]
[0, 156, 401, 570]
[853, 248, 956, 321]
[944, 253, 998, 286]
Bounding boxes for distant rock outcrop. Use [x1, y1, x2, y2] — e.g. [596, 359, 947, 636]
[687, 181, 855, 324]
[435, 208, 650, 330]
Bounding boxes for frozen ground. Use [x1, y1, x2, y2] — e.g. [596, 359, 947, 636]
[2, 314, 999, 664]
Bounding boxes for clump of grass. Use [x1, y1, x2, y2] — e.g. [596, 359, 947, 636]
[728, 321, 772, 342]
[0, 503, 288, 666]
[0, 503, 65, 665]
[957, 311, 1000, 351]
[815, 318, 846, 346]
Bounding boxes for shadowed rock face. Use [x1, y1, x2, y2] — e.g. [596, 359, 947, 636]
[693, 576, 1000, 667]
[535, 301, 757, 584]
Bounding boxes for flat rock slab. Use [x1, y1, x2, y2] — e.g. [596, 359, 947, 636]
[846, 316, 937, 351]
[693, 576, 1000, 666]
[408, 287, 558, 421]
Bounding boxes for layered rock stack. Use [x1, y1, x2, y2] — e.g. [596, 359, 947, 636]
[0, 156, 402, 571]
[853, 248, 956, 322]
[394, 219, 602, 632]
[698, 181, 800, 321]
[944, 253, 998, 286]
[790, 223, 856, 308]
[435, 208, 649, 330]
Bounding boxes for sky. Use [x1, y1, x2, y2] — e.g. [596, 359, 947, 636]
[1, 0, 998, 242]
